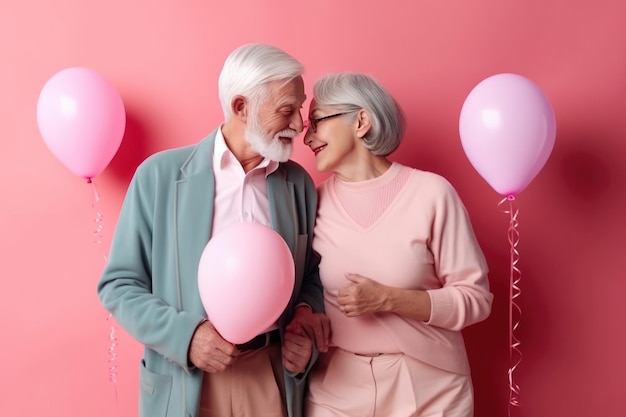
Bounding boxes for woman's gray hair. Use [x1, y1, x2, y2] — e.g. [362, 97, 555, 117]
[218, 43, 304, 120]
[313, 73, 405, 156]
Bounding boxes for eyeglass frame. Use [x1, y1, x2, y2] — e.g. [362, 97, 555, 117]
[306, 111, 354, 133]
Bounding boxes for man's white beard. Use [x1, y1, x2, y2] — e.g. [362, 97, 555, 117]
[245, 117, 296, 162]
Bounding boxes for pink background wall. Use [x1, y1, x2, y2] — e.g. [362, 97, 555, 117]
[1, 1, 625, 416]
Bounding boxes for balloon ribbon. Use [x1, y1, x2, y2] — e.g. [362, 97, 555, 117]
[499, 196, 522, 415]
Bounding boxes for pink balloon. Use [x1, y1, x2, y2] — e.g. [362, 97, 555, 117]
[198, 222, 295, 344]
[459, 73, 556, 196]
[37, 67, 126, 180]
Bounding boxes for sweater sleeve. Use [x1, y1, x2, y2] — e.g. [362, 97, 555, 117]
[425, 177, 493, 331]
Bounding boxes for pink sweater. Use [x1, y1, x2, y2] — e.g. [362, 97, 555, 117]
[313, 163, 493, 375]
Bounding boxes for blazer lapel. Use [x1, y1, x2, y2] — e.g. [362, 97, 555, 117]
[174, 132, 218, 315]
[267, 168, 299, 327]
[267, 168, 297, 255]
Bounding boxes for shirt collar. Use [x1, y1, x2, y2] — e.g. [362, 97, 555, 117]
[215, 127, 279, 177]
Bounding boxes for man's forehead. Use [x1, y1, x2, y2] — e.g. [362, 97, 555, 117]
[277, 94, 307, 106]
[269, 79, 306, 105]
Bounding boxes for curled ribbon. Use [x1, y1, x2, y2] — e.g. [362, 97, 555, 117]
[499, 196, 522, 415]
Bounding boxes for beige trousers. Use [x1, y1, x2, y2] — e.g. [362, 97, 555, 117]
[305, 347, 474, 417]
[199, 343, 287, 417]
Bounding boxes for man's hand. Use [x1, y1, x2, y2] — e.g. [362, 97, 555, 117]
[288, 305, 331, 353]
[281, 327, 312, 373]
[188, 320, 239, 373]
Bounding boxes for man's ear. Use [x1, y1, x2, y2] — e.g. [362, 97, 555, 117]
[231, 96, 248, 122]
[355, 109, 372, 139]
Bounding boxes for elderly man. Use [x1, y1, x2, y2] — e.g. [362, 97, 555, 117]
[98, 43, 330, 417]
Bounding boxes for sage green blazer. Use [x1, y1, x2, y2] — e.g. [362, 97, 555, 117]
[97, 130, 323, 417]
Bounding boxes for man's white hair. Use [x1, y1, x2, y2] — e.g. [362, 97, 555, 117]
[218, 44, 304, 120]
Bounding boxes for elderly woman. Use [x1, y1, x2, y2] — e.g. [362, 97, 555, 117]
[302, 73, 493, 417]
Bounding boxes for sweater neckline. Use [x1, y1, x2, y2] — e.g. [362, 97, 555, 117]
[333, 162, 401, 192]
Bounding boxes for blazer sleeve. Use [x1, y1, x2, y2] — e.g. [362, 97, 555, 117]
[97, 157, 204, 371]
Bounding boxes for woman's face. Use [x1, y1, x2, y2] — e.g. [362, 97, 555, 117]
[304, 99, 360, 173]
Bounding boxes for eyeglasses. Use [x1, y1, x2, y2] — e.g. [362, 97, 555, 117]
[307, 112, 353, 133]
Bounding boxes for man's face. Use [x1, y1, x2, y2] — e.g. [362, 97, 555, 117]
[245, 76, 307, 162]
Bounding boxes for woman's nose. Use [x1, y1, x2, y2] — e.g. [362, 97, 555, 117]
[303, 129, 313, 145]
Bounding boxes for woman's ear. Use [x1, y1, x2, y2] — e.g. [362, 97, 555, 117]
[355, 109, 372, 139]
[231, 96, 248, 122]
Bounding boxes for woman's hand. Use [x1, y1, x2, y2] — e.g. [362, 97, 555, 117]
[337, 273, 432, 321]
[337, 273, 389, 317]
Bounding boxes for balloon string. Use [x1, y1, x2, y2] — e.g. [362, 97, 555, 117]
[499, 196, 522, 415]
[107, 312, 119, 402]
[89, 179, 118, 404]
[90, 180, 108, 262]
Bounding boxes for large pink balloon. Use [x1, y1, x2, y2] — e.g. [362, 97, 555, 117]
[459, 73, 556, 196]
[37, 67, 126, 180]
[198, 222, 295, 344]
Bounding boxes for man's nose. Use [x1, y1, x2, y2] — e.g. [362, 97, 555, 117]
[291, 112, 305, 133]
